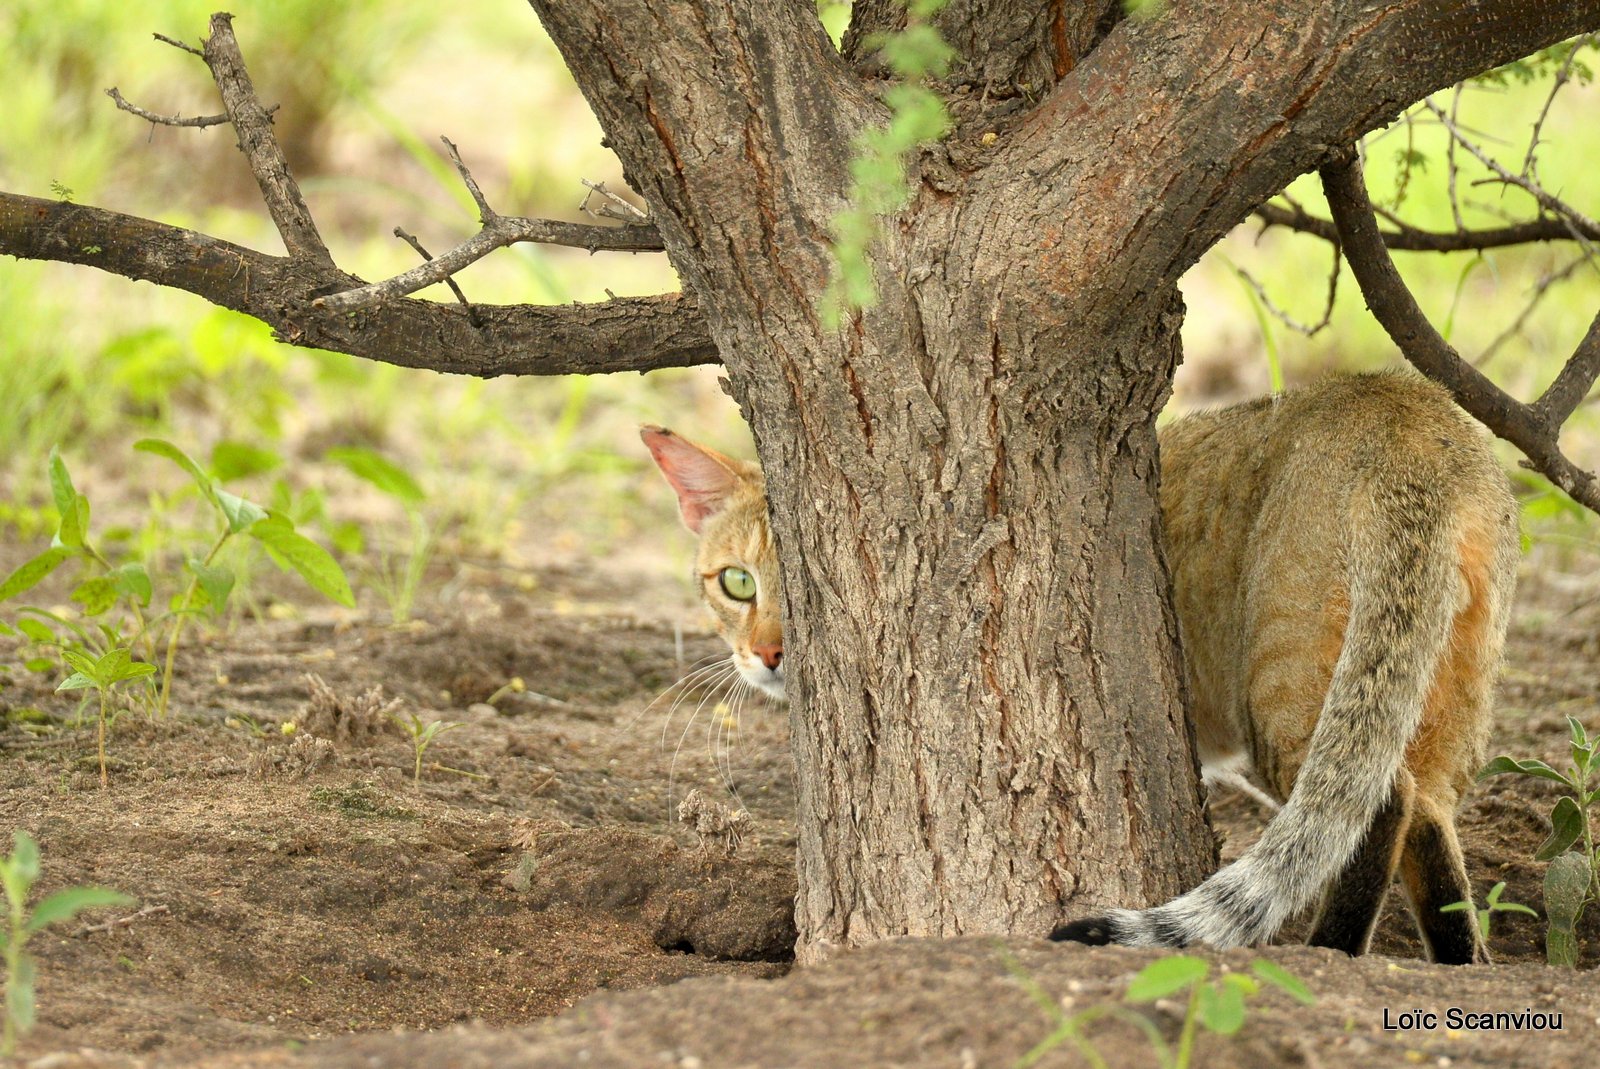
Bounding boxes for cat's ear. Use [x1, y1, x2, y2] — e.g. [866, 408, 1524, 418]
[640, 425, 750, 533]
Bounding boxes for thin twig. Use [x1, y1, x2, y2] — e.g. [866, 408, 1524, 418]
[1233, 237, 1339, 337]
[1475, 256, 1589, 366]
[440, 136, 496, 223]
[1320, 149, 1600, 515]
[1426, 100, 1600, 243]
[106, 87, 232, 129]
[313, 144, 665, 314]
[152, 32, 203, 57]
[74, 903, 170, 937]
[201, 13, 332, 265]
[394, 226, 482, 328]
[1447, 85, 1466, 232]
[1252, 200, 1600, 251]
[1522, 36, 1591, 182]
[314, 214, 665, 313]
[580, 180, 651, 224]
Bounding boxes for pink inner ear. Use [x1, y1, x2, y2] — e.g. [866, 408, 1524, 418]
[641, 426, 740, 533]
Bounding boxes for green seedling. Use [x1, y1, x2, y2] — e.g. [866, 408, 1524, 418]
[327, 446, 432, 624]
[56, 647, 155, 787]
[0, 442, 354, 722]
[390, 711, 463, 786]
[1, 831, 132, 1056]
[1122, 955, 1315, 1069]
[1478, 716, 1600, 965]
[1440, 880, 1538, 941]
[1007, 949, 1313, 1069]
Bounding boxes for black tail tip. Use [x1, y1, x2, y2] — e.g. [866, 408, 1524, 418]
[1050, 917, 1116, 945]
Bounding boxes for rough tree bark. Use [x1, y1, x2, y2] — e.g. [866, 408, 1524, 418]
[524, 0, 1600, 961]
[3, 2, 1599, 966]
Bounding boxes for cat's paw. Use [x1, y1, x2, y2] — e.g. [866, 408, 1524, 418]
[1049, 917, 1117, 945]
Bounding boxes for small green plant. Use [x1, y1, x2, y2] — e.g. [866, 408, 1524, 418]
[1007, 949, 1313, 1069]
[2, 831, 132, 1057]
[1478, 716, 1600, 965]
[326, 446, 432, 624]
[1440, 880, 1539, 942]
[0, 442, 354, 722]
[56, 647, 155, 787]
[390, 711, 463, 786]
[1122, 955, 1314, 1069]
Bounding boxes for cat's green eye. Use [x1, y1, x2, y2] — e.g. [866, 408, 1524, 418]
[718, 567, 757, 602]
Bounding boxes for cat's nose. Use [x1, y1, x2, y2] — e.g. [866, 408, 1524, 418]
[752, 643, 783, 671]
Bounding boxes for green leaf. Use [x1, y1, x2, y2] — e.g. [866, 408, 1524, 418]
[48, 448, 75, 528]
[326, 447, 425, 506]
[0, 548, 74, 603]
[1250, 959, 1315, 1005]
[1126, 955, 1209, 1001]
[188, 559, 236, 614]
[24, 886, 133, 935]
[1534, 797, 1586, 862]
[17, 619, 55, 644]
[55, 672, 95, 692]
[60, 649, 98, 676]
[1567, 716, 1589, 748]
[23, 658, 55, 673]
[1477, 755, 1573, 787]
[1493, 902, 1539, 918]
[10, 831, 41, 887]
[113, 562, 153, 607]
[135, 438, 218, 506]
[71, 576, 120, 617]
[210, 441, 281, 482]
[1197, 980, 1246, 1035]
[215, 489, 268, 534]
[249, 518, 355, 608]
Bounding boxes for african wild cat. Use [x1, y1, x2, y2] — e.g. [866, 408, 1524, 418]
[643, 373, 1518, 964]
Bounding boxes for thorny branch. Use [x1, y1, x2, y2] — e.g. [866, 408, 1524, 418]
[1321, 150, 1600, 514]
[1253, 199, 1600, 251]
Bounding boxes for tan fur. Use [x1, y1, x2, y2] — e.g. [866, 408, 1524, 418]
[647, 373, 1520, 960]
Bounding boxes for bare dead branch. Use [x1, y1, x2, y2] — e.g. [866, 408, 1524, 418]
[1252, 200, 1600, 252]
[1522, 35, 1592, 181]
[1321, 150, 1600, 514]
[394, 226, 482, 328]
[153, 32, 203, 57]
[311, 212, 665, 314]
[580, 180, 651, 224]
[105, 87, 231, 128]
[0, 192, 717, 378]
[1425, 99, 1600, 245]
[200, 13, 331, 265]
[1233, 238, 1339, 337]
[441, 136, 496, 223]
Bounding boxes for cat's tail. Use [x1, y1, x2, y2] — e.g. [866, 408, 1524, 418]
[1053, 474, 1460, 950]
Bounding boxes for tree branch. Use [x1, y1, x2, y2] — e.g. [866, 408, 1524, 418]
[105, 87, 231, 129]
[201, 12, 331, 265]
[0, 192, 716, 378]
[311, 139, 665, 314]
[1321, 151, 1600, 514]
[1253, 200, 1600, 252]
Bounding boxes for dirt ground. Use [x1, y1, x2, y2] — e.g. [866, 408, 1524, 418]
[2, 535, 1598, 1068]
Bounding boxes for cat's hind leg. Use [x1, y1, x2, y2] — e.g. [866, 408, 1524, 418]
[1399, 799, 1486, 965]
[1306, 770, 1413, 956]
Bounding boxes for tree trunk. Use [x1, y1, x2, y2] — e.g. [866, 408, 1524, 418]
[526, 0, 1600, 962]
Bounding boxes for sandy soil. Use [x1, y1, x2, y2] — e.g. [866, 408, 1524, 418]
[1, 541, 1597, 1068]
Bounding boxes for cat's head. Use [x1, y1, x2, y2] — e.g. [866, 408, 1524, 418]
[641, 426, 785, 701]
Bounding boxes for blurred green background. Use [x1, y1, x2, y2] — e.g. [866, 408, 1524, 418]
[0, 1, 1595, 596]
